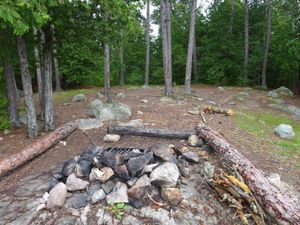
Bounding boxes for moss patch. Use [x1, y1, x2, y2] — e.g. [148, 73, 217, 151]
[234, 110, 300, 166]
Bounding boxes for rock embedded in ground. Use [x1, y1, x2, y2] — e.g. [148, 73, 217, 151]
[150, 162, 180, 188]
[99, 167, 114, 183]
[66, 173, 89, 191]
[87, 99, 132, 121]
[122, 215, 143, 225]
[75, 160, 93, 178]
[103, 134, 121, 143]
[140, 99, 149, 103]
[274, 124, 295, 139]
[187, 135, 203, 147]
[91, 189, 106, 204]
[47, 182, 67, 209]
[96, 208, 113, 225]
[150, 144, 177, 163]
[161, 187, 182, 205]
[96, 92, 105, 99]
[77, 118, 103, 130]
[183, 151, 200, 163]
[188, 110, 199, 115]
[116, 92, 125, 99]
[268, 86, 293, 99]
[72, 94, 86, 102]
[47, 177, 60, 192]
[127, 151, 154, 177]
[203, 162, 215, 178]
[119, 119, 143, 128]
[106, 182, 129, 204]
[269, 103, 300, 118]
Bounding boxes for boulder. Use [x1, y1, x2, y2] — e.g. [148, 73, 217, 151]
[77, 119, 103, 130]
[91, 189, 106, 204]
[103, 134, 121, 143]
[72, 94, 86, 102]
[268, 86, 293, 99]
[150, 162, 180, 188]
[119, 119, 143, 128]
[88, 100, 132, 121]
[274, 124, 295, 139]
[106, 182, 129, 204]
[116, 92, 125, 99]
[66, 173, 89, 191]
[187, 135, 203, 147]
[161, 187, 182, 205]
[47, 182, 67, 209]
[182, 151, 200, 163]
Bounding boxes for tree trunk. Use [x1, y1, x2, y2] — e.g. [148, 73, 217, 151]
[3, 59, 19, 127]
[42, 25, 54, 132]
[229, 0, 234, 35]
[262, 0, 272, 89]
[144, 0, 151, 87]
[104, 43, 112, 103]
[0, 121, 78, 177]
[193, 39, 198, 83]
[244, 0, 249, 81]
[161, 0, 172, 96]
[33, 26, 42, 96]
[184, 0, 197, 95]
[108, 125, 197, 139]
[196, 124, 300, 225]
[16, 35, 38, 138]
[40, 30, 46, 119]
[119, 31, 125, 86]
[51, 24, 61, 92]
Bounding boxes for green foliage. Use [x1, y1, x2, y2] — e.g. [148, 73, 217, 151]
[106, 202, 130, 220]
[0, 71, 9, 130]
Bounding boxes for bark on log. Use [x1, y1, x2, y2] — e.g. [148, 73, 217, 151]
[108, 125, 197, 139]
[0, 121, 78, 177]
[196, 124, 300, 225]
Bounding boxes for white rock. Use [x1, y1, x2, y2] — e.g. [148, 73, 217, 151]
[66, 173, 89, 191]
[77, 119, 103, 130]
[150, 162, 180, 188]
[89, 168, 103, 182]
[47, 182, 67, 209]
[99, 167, 114, 183]
[103, 134, 121, 143]
[119, 119, 143, 128]
[116, 92, 125, 99]
[274, 124, 295, 139]
[106, 182, 129, 204]
[140, 99, 149, 103]
[203, 162, 215, 178]
[72, 94, 86, 102]
[187, 135, 203, 147]
[137, 110, 143, 115]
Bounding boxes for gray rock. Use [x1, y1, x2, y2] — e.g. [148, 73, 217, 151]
[203, 162, 215, 178]
[274, 124, 295, 139]
[99, 167, 115, 183]
[19, 112, 27, 125]
[72, 94, 86, 102]
[142, 163, 159, 173]
[65, 193, 88, 209]
[139, 206, 177, 225]
[269, 103, 300, 118]
[79, 205, 90, 225]
[61, 159, 77, 177]
[160, 97, 173, 102]
[119, 119, 143, 128]
[89, 168, 103, 182]
[96, 92, 105, 99]
[122, 215, 143, 225]
[96, 208, 113, 225]
[4, 129, 10, 135]
[268, 86, 293, 99]
[187, 135, 203, 147]
[75, 160, 93, 178]
[102, 180, 117, 194]
[77, 118, 103, 130]
[106, 182, 129, 204]
[88, 100, 132, 121]
[127, 151, 154, 177]
[128, 175, 151, 200]
[66, 173, 89, 191]
[87, 182, 101, 197]
[91, 189, 106, 204]
[54, 216, 78, 225]
[116, 92, 125, 99]
[183, 151, 200, 163]
[150, 144, 177, 163]
[114, 164, 131, 181]
[161, 187, 182, 205]
[150, 162, 180, 188]
[103, 134, 121, 143]
[47, 182, 67, 209]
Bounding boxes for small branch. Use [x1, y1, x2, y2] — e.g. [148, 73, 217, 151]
[82, 130, 96, 147]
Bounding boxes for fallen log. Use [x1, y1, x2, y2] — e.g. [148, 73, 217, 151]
[196, 124, 300, 225]
[107, 125, 197, 139]
[0, 121, 78, 177]
[203, 105, 234, 116]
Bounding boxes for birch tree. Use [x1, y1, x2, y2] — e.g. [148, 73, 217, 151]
[244, 0, 249, 80]
[144, 0, 150, 87]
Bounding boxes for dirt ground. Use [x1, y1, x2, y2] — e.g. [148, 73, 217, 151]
[0, 85, 299, 195]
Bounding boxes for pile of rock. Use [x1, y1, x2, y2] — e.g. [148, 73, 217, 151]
[43, 144, 202, 211]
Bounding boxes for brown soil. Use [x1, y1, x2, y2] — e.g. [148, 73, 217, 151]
[0, 85, 299, 194]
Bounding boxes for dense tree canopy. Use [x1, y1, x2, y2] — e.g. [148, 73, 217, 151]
[0, 0, 299, 130]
